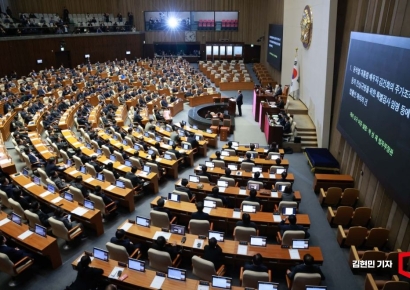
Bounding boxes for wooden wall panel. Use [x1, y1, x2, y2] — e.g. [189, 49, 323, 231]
[330, 0, 410, 250]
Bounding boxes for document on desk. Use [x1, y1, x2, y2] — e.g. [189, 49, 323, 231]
[34, 144, 43, 147]
[156, 157, 162, 161]
[120, 222, 133, 231]
[40, 150, 49, 154]
[118, 165, 126, 170]
[198, 284, 210, 290]
[24, 182, 35, 189]
[40, 191, 52, 198]
[273, 215, 282, 222]
[71, 207, 89, 216]
[271, 191, 279, 198]
[264, 149, 268, 153]
[239, 189, 247, 195]
[73, 142, 81, 146]
[237, 245, 248, 255]
[51, 196, 63, 204]
[269, 174, 276, 179]
[259, 173, 264, 178]
[203, 207, 212, 214]
[103, 160, 111, 165]
[108, 266, 125, 279]
[289, 249, 300, 260]
[152, 231, 171, 240]
[70, 170, 78, 174]
[85, 177, 94, 183]
[106, 185, 116, 191]
[193, 239, 204, 249]
[77, 255, 94, 263]
[18, 230, 33, 240]
[232, 211, 241, 218]
[0, 159, 10, 165]
[238, 158, 244, 162]
[0, 218, 10, 226]
[218, 187, 226, 193]
[150, 275, 166, 289]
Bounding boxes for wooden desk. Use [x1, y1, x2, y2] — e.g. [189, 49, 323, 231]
[209, 154, 289, 171]
[119, 222, 322, 267]
[264, 117, 284, 148]
[0, 212, 62, 269]
[115, 105, 127, 127]
[59, 103, 80, 130]
[11, 173, 104, 236]
[221, 145, 285, 158]
[252, 90, 274, 122]
[168, 99, 183, 117]
[0, 111, 16, 140]
[259, 103, 280, 132]
[174, 179, 300, 212]
[187, 93, 223, 107]
[175, 122, 217, 149]
[86, 94, 99, 107]
[149, 197, 310, 236]
[88, 104, 102, 128]
[27, 109, 47, 133]
[219, 81, 254, 91]
[28, 132, 57, 161]
[147, 98, 161, 113]
[72, 253, 245, 290]
[0, 141, 17, 175]
[313, 174, 355, 193]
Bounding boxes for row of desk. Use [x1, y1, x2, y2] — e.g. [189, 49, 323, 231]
[209, 153, 289, 172]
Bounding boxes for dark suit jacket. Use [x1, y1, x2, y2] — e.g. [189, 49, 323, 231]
[71, 266, 104, 290]
[90, 161, 103, 173]
[151, 242, 178, 260]
[191, 211, 209, 221]
[45, 163, 63, 176]
[203, 245, 223, 269]
[176, 186, 192, 199]
[279, 220, 310, 238]
[110, 237, 137, 255]
[244, 263, 268, 272]
[0, 245, 31, 263]
[274, 88, 282, 97]
[287, 264, 325, 280]
[28, 153, 40, 164]
[236, 94, 243, 105]
[281, 192, 295, 201]
[124, 172, 142, 187]
[283, 122, 291, 134]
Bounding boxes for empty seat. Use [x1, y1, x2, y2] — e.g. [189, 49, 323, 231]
[340, 188, 359, 206]
[192, 255, 225, 282]
[319, 187, 342, 207]
[337, 225, 368, 247]
[327, 206, 354, 227]
[240, 267, 271, 288]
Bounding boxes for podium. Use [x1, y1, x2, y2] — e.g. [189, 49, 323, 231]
[264, 113, 283, 147]
[228, 99, 236, 116]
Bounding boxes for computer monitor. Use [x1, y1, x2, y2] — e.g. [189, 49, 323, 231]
[248, 183, 260, 190]
[252, 166, 263, 173]
[195, 135, 201, 141]
[134, 144, 141, 150]
[250, 143, 259, 149]
[109, 154, 116, 162]
[136, 216, 150, 227]
[84, 199, 95, 210]
[125, 160, 132, 167]
[227, 164, 238, 171]
[143, 165, 151, 173]
[276, 168, 286, 174]
[206, 129, 212, 133]
[189, 175, 199, 183]
[282, 207, 297, 216]
[122, 140, 128, 145]
[205, 161, 214, 168]
[183, 144, 190, 150]
[168, 140, 174, 146]
[33, 176, 41, 186]
[113, 135, 118, 140]
[280, 185, 287, 191]
[292, 239, 309, 249]
[128, 258, 145, 272]
[80, 166, 86, 174]
[250, 153, 258, 159]
[166, 127, 172, 132]
[144, 132, 150, 137]
[11, 212, 22, 225]
[231, 141, 239, 147]
[217, 180, 228, 188]
[155, 136, 162, 142]
[250, 236, 267, 247]
[167, 267, 186, 281]
[22, 168, 29, 176]
[64, 192, 74, 202]
[96, 148, 103, 155]
[47, 184, 55, 194]
[96, 173, 105, 181]
[242, 205, 256, 213]
[164, 153, 172, 160]
[192, 125, 198, 130]
[204, 200, 216, 208]
[209, 231, 224, 242]
[258, 281, 279, 290]
[179, 131, 185, 137]
[212, 276, 232, 289]
[167, 192, 180, 202]
[147, 149, 154, 155]
[86, 143, 92, 149]
[115, 180, 125, 188]
[34, 224, 47, 237]
[305, 287, 327, 290]
[221, 150, 229, 156]
[93, 247, 109, 262]
[170, 224, 185, 236]
[66, 159, 73, 167]
[270, 154, 281, 160]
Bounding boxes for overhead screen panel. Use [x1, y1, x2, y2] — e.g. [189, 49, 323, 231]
[267, 24, 283, 71]
[337, 32, 410, 215]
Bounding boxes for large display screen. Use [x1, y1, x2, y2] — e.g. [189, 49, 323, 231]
[267, 24, 283, 71]
[337, 32, 410, 215]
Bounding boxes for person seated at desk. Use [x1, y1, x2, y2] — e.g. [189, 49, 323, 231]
[105, 162, 120, 179]
[242, 153, 255, 165]
[249, 143, 256, 152]
[0, 234, 34, 263]
[244, 253, 268, 272]
[203, 237, 223, 269]
[153, 198, 172, 220]
[191, 201, 209, 221]
[222, 168, 232, 178]
[245, 189, 261, 204]
[214, 151, 224, 161]
[273, 84, 282, 97]
[160, 96, 169, 108]
[176, 178, 192, 199]
[281, 186, 295, 201]
[54, 207, 87, 239]
[226, 141, 238, 155]
[24, 148, 45, 168]
[267, 142, 279, 153]
[152, 235, 179, 260]
[0, 177, 16, 199]
[277, 114, 286, 126]
[76, 148, 91, 165]
[70, 176, 90, 198]
[287, 254, 325, 281]
[236, 213, 257, 230]
[275, 158, 282, 166]
[198, 165, 211, 182]
[150, 153, 166, 176]
[104, 139, 115, 154]
[170, 95, 177, 103]
[93, 185, 118, 213]
[168, 144, 183, 160]
[154, 109, 165, 121]
[210, 186, 227, 207]
[133, 110, 143, 125]
[49, 170, 67, 190]
[132, 151, 145, 167]
[70, 255, 105, 290]
[280, 171, 288, 181]
[283, 117, 291, 135]
[124, 166, 144, 187]
[89, 155, 104, 173]
[12, 188, 32, 210]
[110, 229, 140, 255]
[45, 157, 65, 176]
[30, 201, 51, 227]
[187, 132, 199, 149]
[276, 96, 285, 109]
[250, 171, 263, 182]
[279, 214, 310, 238]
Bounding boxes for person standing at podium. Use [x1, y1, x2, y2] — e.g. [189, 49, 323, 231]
[236, 90, 243, 117]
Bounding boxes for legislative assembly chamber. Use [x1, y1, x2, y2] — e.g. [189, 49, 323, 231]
[0, 1, 409, 290]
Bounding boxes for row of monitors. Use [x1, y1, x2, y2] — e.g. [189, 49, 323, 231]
[8, 212, 47, 237]
[91, 249, 324, 289]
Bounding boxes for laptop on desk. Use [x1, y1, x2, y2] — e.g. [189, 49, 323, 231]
[34, 224, 47, 237]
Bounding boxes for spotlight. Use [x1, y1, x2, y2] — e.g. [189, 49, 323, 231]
[167, 17, 178, 29]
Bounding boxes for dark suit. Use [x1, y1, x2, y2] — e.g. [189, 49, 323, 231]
[279, 220, 310, 238]
[287, 264, 325, 280]
[70, 266, 104, 290]
[244, 263, 268, 273]
[0, 245, 33, 263]
[151, 242, 178, 260]
[124, 172, 142, 187]
[176, 186, 192, 199]
[281, 192, 295, 201]
[45, 163, 64, 176]
[110, 237, 138, 255]
[90, 161, 103, 173]
[191, 211, 209, 221]
[203, 245, 223, 269]
[236, 221, 257, 230]
[236, 93, 243, 116]
[274, 88, 282, 97]
[283, 122, 291, 134]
